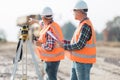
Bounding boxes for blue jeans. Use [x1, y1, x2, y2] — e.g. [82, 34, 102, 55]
[44, 61, 60, 80]
[71, 62, 92, 80]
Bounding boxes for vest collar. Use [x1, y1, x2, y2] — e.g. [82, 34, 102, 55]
[42, 20, 54, 26]
[80, 17, 89, 23]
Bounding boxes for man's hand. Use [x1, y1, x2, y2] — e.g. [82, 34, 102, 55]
[57, 41, 64, 48]
[28, 18, 39, 25]
[35, 41, 42, 46]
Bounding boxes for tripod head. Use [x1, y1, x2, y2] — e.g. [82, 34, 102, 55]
[16, 16, 30, 41]
[19, 25, 29, 41]
[16, 15, 41, 41]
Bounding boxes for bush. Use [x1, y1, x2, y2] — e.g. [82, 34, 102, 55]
[0, 29, 7, 42]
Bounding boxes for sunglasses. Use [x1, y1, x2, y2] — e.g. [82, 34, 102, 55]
[45, 15, 52, 18]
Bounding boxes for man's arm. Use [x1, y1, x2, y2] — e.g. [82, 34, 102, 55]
[64, 24, 92, 50]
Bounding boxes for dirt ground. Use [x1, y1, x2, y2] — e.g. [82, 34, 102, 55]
[0, 42, 120, 80]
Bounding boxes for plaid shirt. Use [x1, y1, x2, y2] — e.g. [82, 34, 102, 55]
[41, 28, 55, 51]
[64, 23, 92, 50]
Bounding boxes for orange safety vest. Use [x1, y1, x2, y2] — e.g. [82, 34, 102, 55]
[65, 19, 96, 63]
[36, 22, 64, 62]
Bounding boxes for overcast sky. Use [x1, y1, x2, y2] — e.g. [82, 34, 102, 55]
[0, 0, 120, 42]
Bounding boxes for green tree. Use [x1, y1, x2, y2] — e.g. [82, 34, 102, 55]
[62, 22, 76, 40]
[0, 29, 7, 42]
[105, 16, 120, 41]
[96, 31, 103, 41]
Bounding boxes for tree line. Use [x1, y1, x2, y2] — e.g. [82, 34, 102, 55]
[1, 16, 120, 42]
[103, 16, 120, 41]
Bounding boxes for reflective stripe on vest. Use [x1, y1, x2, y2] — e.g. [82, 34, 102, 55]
[85, 35, 95, 48]
[72, 52, 96, 58]
[41, 52, 64, 58]
[85, 44, 96, 48]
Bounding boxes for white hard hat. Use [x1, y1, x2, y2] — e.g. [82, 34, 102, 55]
[74, 0, 88, 10]
[41, 7, 53, 16]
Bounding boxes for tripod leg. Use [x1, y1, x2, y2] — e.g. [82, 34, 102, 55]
[13, 39, 23, 63]
[16, 39, 23, 62]
[11, 40, 24, 80]
[27, 40, 43, 80]
[22, 41, 28, 80]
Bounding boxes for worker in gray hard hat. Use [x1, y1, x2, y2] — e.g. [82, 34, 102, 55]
[62, 0, 96, 80]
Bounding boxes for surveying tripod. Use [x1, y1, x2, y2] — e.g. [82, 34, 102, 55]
[10, 25, 43, 80]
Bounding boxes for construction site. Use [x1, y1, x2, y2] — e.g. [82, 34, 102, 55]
[0, 10, 120, 80]
[0, 0, 120, 80]
[0, 42, 120, 80]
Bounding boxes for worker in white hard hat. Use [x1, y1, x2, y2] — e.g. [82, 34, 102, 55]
[34, 7, 64, 80]
[61, 1, 96, 80]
